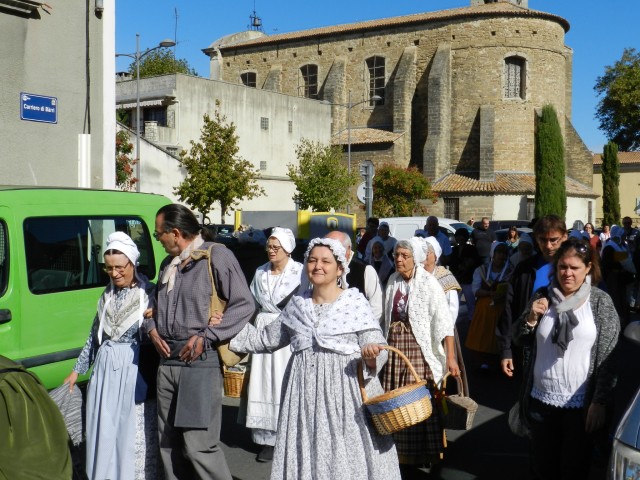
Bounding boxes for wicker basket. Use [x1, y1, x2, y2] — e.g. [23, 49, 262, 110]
[358, 345, 432, 435]
[223, 365, 248, 398]
[439, 372, 478, 430]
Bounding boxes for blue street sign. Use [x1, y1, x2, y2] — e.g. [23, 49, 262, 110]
[20, 92, 58, 124]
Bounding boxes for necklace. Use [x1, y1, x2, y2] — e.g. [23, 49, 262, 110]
[266, 260, 288, 305]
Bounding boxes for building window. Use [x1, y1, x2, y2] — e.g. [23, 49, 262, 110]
[260, 117, 269, 130]
[144, 107, 167, 126]
[366, 56, 386, 106]
[504, 56, 526, 99]
[241, 72, 257, 88]
[288, 121, 293, 133]
[526, 198, 535, 220]
[443, 198, 459, 220]
[299, 64, 318, 99]
[260, 161, 267, 171]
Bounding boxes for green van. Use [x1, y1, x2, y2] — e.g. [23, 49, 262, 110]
[0, 187, 171, 389]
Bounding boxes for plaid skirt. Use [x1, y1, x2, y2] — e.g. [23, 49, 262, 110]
[381, 321, 446, 464]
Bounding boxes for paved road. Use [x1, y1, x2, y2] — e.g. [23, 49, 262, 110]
[218, 306, 640, 480]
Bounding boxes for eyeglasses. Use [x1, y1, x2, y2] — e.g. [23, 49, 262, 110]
[265, 245, 282, 253]
[538, 236, 563, 246]
[103, 264, 130, 274]
[153, 231, 168, 240]
[393, 252, 413, 260]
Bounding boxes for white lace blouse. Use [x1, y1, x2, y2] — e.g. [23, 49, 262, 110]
[531, 297, 597, 408]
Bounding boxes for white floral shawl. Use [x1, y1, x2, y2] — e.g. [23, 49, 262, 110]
[383, 267, 454, 384]
[281, 288, 381, 355]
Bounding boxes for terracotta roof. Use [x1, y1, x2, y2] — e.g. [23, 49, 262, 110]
[592, 151, 640, 165]
[432, 173, 595, 197]
[331, 128, 404, 146]
[217, 4, 569, 51]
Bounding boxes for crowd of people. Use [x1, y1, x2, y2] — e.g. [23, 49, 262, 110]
[60, 205, 638, 480]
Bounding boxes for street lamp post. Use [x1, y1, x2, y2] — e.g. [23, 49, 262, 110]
[116, 34, 175, 192]
[324, 91, 382, 213]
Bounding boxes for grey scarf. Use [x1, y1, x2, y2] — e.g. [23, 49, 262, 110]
[549, 275, 591, 355]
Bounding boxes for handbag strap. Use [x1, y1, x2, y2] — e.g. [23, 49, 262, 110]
[190, 243, 227, 318]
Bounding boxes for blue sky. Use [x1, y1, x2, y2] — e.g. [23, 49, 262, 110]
[115, 0, 639, 154]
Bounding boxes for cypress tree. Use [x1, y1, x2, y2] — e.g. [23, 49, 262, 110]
[601, 140, 620, 226]
[534, 104, 566, 219]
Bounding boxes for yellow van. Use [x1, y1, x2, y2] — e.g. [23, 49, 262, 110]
[0, 187, 170, 388]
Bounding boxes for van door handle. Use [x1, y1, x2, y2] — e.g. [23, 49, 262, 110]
[0, 309, 11, 323]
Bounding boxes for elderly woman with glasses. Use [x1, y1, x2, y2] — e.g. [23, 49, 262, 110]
[63, 232, 155, 480]
[513, 238, 619, 479]
[230, 237, 400, 480]
[243, 227, 303, 463]
[380, 238, 457, 474]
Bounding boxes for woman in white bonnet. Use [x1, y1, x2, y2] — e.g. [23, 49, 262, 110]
[243, 227, 303, 462]
[64, 231, 154, 480]
[231, 237, 400, 480]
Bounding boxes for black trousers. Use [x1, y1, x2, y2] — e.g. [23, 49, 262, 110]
[528, 397, 592, 480]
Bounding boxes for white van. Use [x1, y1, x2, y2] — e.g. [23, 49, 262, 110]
[380, 217, 472, 245]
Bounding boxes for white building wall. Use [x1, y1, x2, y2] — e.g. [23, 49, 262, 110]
[1, 2, 109, 188]
[492, 195, 527, 220]
[117, 74, 332, 220]
[566, 196, 591, 226]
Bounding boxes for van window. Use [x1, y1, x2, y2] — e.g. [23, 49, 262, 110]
[24, 216, 155, 294]
[0, 221, 7, 297]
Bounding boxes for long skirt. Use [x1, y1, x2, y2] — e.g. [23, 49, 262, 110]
[245, 312, 293, 446]
[85, 341, 138, 480]
[381, 322, 445, 464]
[465, 297, 504, 354]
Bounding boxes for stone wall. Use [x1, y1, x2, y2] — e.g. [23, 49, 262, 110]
[211, 7, 594, 221]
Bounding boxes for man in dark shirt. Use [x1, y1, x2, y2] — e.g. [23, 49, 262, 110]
[356, 217, 379, 258]
[497, 215, 568, 377]
[471, 217, 496, 264]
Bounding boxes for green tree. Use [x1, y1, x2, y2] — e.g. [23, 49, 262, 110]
[175, 106, 264, 223]
[601, 141, 621, 226]
[130, 49, 198, 78]
[115, 130, 137, 191]
[594, 48, 640, 151]
[287, 139, 359, 211]
[372, 164, 437, 217]
[534, 104, 566, 219]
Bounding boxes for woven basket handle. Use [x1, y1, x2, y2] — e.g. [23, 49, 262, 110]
[358, 344, 424, 403]
[440, 372, 467, 398]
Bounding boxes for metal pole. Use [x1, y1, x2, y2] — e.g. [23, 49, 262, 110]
[347, 89, 351, 214]
[135, 33, 141, 192]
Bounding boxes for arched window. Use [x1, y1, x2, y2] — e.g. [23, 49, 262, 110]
[240, 72, 257, 88]
[299, 64, 318, 99]
[504, 56, 526, 99]
[366, 56, 385, 105]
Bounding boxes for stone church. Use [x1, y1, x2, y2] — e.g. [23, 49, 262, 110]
[204, 0, 596, 222]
